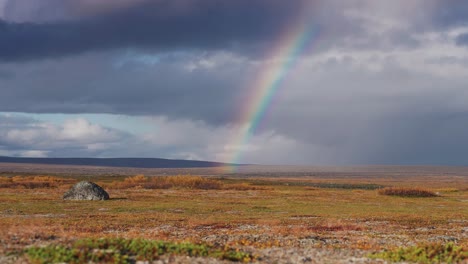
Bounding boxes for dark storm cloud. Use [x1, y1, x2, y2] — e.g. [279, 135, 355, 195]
[0, 0, 308, 62]
[1, 0, 439, 62]
[0, 52, 253, 124]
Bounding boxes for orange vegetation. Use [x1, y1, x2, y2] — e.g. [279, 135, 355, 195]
[110, 174, 262, 190]
[0, 175, 74, 189]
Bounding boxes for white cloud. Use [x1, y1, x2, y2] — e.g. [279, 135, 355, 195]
[60, 118, 120, 142]
[182, 52, 248, 72]
[0, 115, 128, 157]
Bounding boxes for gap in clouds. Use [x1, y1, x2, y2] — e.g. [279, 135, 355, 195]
[0, 113, 311, 164]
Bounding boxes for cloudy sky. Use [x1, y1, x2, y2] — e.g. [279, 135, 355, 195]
[1, 0, 468, 165]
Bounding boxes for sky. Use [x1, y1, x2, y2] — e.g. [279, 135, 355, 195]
[1, 0, 468, 165]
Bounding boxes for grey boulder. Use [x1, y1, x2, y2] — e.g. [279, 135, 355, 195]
[63, 181, 109, 201]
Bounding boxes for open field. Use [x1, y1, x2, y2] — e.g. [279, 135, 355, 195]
[0, 163, 467, 263]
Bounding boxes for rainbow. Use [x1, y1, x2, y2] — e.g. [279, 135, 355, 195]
[224, 15, 320, 172]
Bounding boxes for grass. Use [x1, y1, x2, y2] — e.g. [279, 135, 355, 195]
[369, 242, 468, 263]
[378, 187, 438, 197]
[25, 238, 253, 263]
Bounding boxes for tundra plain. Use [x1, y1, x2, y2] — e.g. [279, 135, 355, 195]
[0, 163, 466, 263]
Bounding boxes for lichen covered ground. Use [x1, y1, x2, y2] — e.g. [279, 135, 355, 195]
[0, 166, 466, 263]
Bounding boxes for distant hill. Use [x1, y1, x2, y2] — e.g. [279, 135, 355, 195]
[0, 156, 232, 168]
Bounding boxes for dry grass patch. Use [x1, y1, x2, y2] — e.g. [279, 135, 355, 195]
[435, 188, 460, 193]
[223, 183, 266, 191]
[378, 187, 438, 197]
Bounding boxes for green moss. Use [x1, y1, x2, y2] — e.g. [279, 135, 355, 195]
[369, 242, 467, 263]
[26, 238, 253, 263]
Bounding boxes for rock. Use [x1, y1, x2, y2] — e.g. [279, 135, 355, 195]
[63, 181, 109, 201]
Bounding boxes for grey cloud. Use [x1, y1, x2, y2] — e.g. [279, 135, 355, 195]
[362, 112, 468, 166]
[456, 33, 468, 46]
[0, 69, 13, 79]
[431, 0, 468, 29]
[266, 108, 468, 166]
[261, 56, 468, 166]
[1, 0, 68, 23]
[425, 56, 468, 66]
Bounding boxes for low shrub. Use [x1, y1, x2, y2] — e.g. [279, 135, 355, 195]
[378, 187, 438, 197]
[164, 175, 223, 190]
[25, 238, 253, 263]
[111, 175, 266, 190]
[115, 174, 148, 189]
[112, 175, 223, 190]
[0, 176, 70, 189]
[369, 242, 467, 263]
